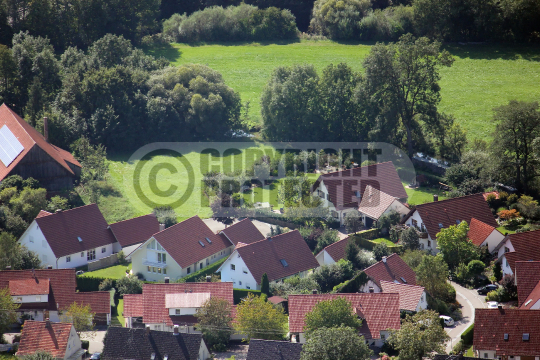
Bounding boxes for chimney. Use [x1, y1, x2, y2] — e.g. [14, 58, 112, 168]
[47, 265, 53, 269]
[164, 277, 170, 284]
[433, 194, 439, 202]
[145, 325, 151, 335]
[159, 223, 165, 232]
[5, 266, 11, 270]
[206, 275, 212, 283]
[43, 117, 48, 142]
[55, 209, 62, 213]
[312, 289, 318, 294]
[173, 325, 179, 335]
[382, 256, 387, 263]
[45, 318, 51, 328]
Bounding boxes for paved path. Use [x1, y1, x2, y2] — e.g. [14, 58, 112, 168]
[203, 218, 272, 237]
[445, 282, 487, 353]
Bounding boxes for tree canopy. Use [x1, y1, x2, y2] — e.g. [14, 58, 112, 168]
[234, 293, 288, 341]
[304, 296, 362, 334]
[195, 297, 233, 351]
[300, 326, 373, 360]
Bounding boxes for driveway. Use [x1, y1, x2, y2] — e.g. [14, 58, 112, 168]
[445, 281, 487, 353]
[80, 327, 108, 354]
[203, 218, 273, 238]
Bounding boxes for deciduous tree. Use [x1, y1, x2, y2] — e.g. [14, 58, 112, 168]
[300, 326, 372, 360]
[61, 302, 95, 334]
[304, 296, 362, 334]
[195, 297, 233, 351]
[416, 254, 449, 301]
[234, 293, 287, 341]
[0, 287, 19, 338]
[435, 221, 478, 271]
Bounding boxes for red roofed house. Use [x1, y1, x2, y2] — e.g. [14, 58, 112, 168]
[108, 214, 162, 258]
[288, 293, 401, 346]
[0, 268, 111, 325]
[316, 236, 354, 266]
[312, 162, 408, 226]
[496, 230, 540, 277]
[218, 218, 265, 246]
[123, 280, 233, 333]
[468, 218, 505, 253]
[403, 193, 497, 252]
[362, 253, 417, 293]
[16, 320, 85, 360]
[515, 261, 540, 310]
[217, 230, 319, 290]
[0, 104, 81, 191]
[474, 308, 540, 359]
[380, 281, 427, 312]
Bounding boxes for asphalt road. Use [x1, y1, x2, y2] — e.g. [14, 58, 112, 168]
[445, 281, 488, 353]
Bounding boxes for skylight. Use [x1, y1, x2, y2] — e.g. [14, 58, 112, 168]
[205, 237, 212, 244]
[77, 236, 82, 242]
[280, 259, 288, 267]
[438, 223, 443, 228]
[523, 333, 530, 341]
[456, 220, 461, 224]
[400, 277, 407, 284]
[198, 241, 205, 247]
[504, 334, 509, 341]
[525, 299, 532, 306]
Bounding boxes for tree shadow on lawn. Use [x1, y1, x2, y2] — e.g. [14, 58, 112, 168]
[141, 42, 182, 62]
[444, 43, 540, 61]
[181, 38, 301, 47]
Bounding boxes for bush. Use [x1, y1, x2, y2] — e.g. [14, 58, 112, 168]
[153, 206, 177, 228]
[116, 276, 143, 296]
[81, 340, 90, 350]
[178, 258, 226, 283]
[493, 262, 502, 282]
[373, 242, 390, 261]
[461, 323, 474, 345]
[98, 278, 116, 292]
[498, 209, 520, 220]
[76, 276, 109, 292]
[310, 0, 371, 39]
[359, 6, 414, 41]
[233, 289, 262, 304]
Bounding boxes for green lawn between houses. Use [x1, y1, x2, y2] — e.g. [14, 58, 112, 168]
[79, 264, 132, 279]
[144, 40, 540, 143]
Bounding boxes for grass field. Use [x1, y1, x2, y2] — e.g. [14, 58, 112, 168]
[371, 237, 396, 246]
[405, 185, 448, 206]
[111, 298, 125, 327]
[145, 40, 540, 142]
[80, 264, 131, 279]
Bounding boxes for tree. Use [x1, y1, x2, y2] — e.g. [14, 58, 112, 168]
[401, 250, 425, 270]
[389, 310, 449, 360]
[377, 210, 401, 233]
[261, 273, 270, 296]
[0, 232, 23, 270]
[435, 221, 478, 271]
[195, 297, 233, 351]
[0, 287, 19, 338]
[517, 195, 540, 219]
[491, 100, 540, 194]
[373, 242, 390, 261]
[311, 260, 355, 293]
[304, 297, 362, 334]
[0, 44, 18, 108]
[234, 293, 288, 341]
[20, 246, 41, 270]
[152, 206, 178, 228]
[98, 278, 115, 292]
[116, 275, 143, 296]
[61, 302, 94, 334]
[70, 137, 108, 183]
[46, 196, 69, 212]
[309, 0, 371, 39]
[501, 274, 517, 299]
[467, 259, 485, 278]
[401, 227, 420, 250]
[493, 261, 502, 282]
[300, 326, 373, 360]
[416, 254, 449, 301]
[314, 229, 339, 254]
[345, 241, 360, 268]
[344, 210, 363, 234]
[21, 351, 56, 360]
[9, 187, 47, 222]
[363, 34, 454, 156]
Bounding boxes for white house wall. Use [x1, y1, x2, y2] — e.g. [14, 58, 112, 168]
[315, 250, 336, 267]
[64, 326, 82, 360]
[482, 230, 506, 253]
[112, 241, 122, 253]
[18, 221, 57, 268]
[475, 350, 497, 359]
[359, 280, 381, 293]
[415, 291, 428, 312]
[198, 340, 210, 360]
[12, 294, 48, 304]
[219, 252, 258, 290]
[497, 238, 514, 259]
[404, 211, 438, 253]
[501, 255, 514, 276]
[58, 243, 114, 269]
[387, 200, 409, 218]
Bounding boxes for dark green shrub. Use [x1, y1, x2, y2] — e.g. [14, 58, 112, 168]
[461, 324, 474, 345]
[233, 289, 262, 304]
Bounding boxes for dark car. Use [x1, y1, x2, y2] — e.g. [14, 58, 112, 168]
[477, 284, 498, 295]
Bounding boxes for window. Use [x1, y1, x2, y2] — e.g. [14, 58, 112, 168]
[158, 253, 166, 263]
[81, 252, 84, 257]
[147, 266, 151, 272]
[525, 299, 532, 306]
[505, 259, 509, 268]
[456, 220, 461, 224]
[187, 267, 191, 274]
[175, 309, 180, 315]
[438, 223, 443, 228]
[206, 259, 209, 265]
[101, 247, 106, 253]
[78, 236, 83, 242]
[157, 243, 163, 251]
[239, 281, 242, 285]
[327, 194, 330, 201]
[66, 256, 71, 263]
[163, 268, 167, 275]
[246, 285, 251, 289]
[158, 268, 162, 274]
[231, 264, 236, 271]
[29, 236, 34, 243]
[504, 334, 509, 341]
[152, 267, 156, 273]
[369, 287, 374, 293]
[412, 219, 418, 227]
[427, 240, 431, 247]
[200, 263, 203, 270]
[505, 247, 510, 253]
[484, 354, 488, 358]
[42, 240, 47, 248]
[36, 296, 41, 302]
[198, 240, 205, 247]
[205, 237, 212, 244]
[243, 268, 248, 274]
[523, 333, 530, 341]
[280, 259, 289, 267]
[87, 249, 96, 261]
[147, 240, 155, 250]
[400, 277, 407, 284]
[381, 334, 386, 341]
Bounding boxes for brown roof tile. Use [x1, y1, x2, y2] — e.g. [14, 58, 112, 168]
[35, 204, 116, 258]
[109, 214, 160, 247]
[220, 219, 265, 246]
[410, 193, 497, 240]
[380, 281, 424, 312]
[36, 210, 52, 218]
[474, 309, 540, 356]
[123, 294, 144, 317]
[364, 253, 417, 288]
[515, 261, 540, 307]
[153, 216, 231, 269]
[317, 236, 353, 262]
[288, 293, 401, 338]
[357, 185, 400, 220]
[236, 230, 319, 284]
[504, 230, 540, 274]
[17, 320, 74, 358]
[468, 218, 497, 247]
[9, 278, 49, 295]
[72, 291, 111, 314]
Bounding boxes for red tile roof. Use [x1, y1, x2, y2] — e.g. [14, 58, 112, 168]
[288, 293, 401, 339]
[468, 218, 497, 247]
[36, 210, 52, 218]
[235, 230, 319, 284]
[268, 296, 287, 305]
[357, 185, 399, 220]
[313, 162, 408, 209]
[141, 282, 234, 326]
[220, 219, 265, 246]
[515, 261, 540, 307]
[408, 193, 497, 240]
[519, 281, 540, 309]
[123, 294, 144, 317]
[0, 104, 80, 181]
[503, 230, 540, 274]
[364, 253, 417, 288]
[9, 278, 49, 295]
[17, 320, 74, 358]
[153, 216, 231, 269]
[380, 281, 425, 312]
[109, 214, 160, 247]
[474, 309, 540, 356]
[35, 204, 116, 258]
[317, 236, 353, 263]
[0, 269, 76, 310]
[72, 291, 111, 314]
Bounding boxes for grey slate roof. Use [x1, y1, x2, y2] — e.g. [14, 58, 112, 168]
[246, 339, 303, 360]
[101, 327, 203, 360]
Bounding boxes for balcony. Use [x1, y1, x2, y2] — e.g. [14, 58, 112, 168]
[142, 259, 168, 268]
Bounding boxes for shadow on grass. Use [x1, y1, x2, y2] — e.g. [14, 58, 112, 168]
[444, 43, 540, 61]
[178, 38, 302, 47]
[142, 42, 182, 62]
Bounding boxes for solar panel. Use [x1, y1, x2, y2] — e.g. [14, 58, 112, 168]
[0, 125, 24, 167]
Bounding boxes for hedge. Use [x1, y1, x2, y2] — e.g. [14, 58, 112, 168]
[81, 340, 90, 350]
[334, 271, 369, 293]
[233, 289, 262, 304]
[178, 258, 226, 283]
[76, 276, 109, 292]
[461, 323, 474, 345]
[352, 235, 402, 253]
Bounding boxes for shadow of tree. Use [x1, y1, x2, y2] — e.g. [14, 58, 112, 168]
[444, 43, 540, 62]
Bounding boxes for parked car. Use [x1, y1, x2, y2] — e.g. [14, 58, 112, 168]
[89, 353, 101, 359]
[487, 301, 499, 309]
[440, 315, 455, 327]
[477, 284, 498, 295]
[76, 270, 84, 275]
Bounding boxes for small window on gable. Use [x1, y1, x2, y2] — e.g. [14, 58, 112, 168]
[280, 259, 288, 267]
[187, 267, 191, 274]
[504, 333, 509, 341]
[29, 236, 34, 243]
[206, 237, 212, 244]
[175, 309, 180, 315]
[523, 333, 530, 341]
[239, 281, 242, 285]
[81, 252, 84, 257]
[157, 243, 162, 251]
[66, 256, 71, 263]
[231, 264, 235, 271]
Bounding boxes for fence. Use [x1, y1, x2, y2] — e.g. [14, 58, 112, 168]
[88, 253, 118, 271]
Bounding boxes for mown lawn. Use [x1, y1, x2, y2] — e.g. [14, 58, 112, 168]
[111, 298, 125, 327]
[371, 237, 396, 246]
[145, 40, 540, 142]
[405, 185, 448, 206]
[80, 264, 131, 279]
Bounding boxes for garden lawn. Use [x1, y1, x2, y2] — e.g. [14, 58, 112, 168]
[405, 185, 448, 206]
[111, 298, 125, 327]
[80, 264, 131, 279]
[146, 41, 540, 142]
[370, 237, 396, 246]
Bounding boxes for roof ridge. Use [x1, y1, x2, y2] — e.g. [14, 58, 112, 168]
[41, 203, 99, 216]
[1, 104, 36, 146]
[362, 253, 399, 272]
[240, 229, 300, 247]
[415, 192, 485, 208]
[110, 213, 155, 226]
[152, 215, 201, 236]
[380, 280, 424, 289]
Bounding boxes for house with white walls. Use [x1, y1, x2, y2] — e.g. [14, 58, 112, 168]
[108, 214, 161, 258]
[403, 193, 498, 252]
[356, 185, 410, 226]
[468, 218, 506, 253]
[496, 230, 540, 277]
[130, 216, 234, 282]
[380, 281, 428, 312]
[361, 254, 418, 293]
[217, 230, 319, 290]
[311, 162, 408, 226]
[316, 236, 354, 266]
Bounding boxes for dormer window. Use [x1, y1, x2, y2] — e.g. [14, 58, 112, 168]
[504, 333, 509, 341]
[523, 333, 530, 341]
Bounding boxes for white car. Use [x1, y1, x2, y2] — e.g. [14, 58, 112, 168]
[487, 301, 499, 309]
[440, 315, 455, 327]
